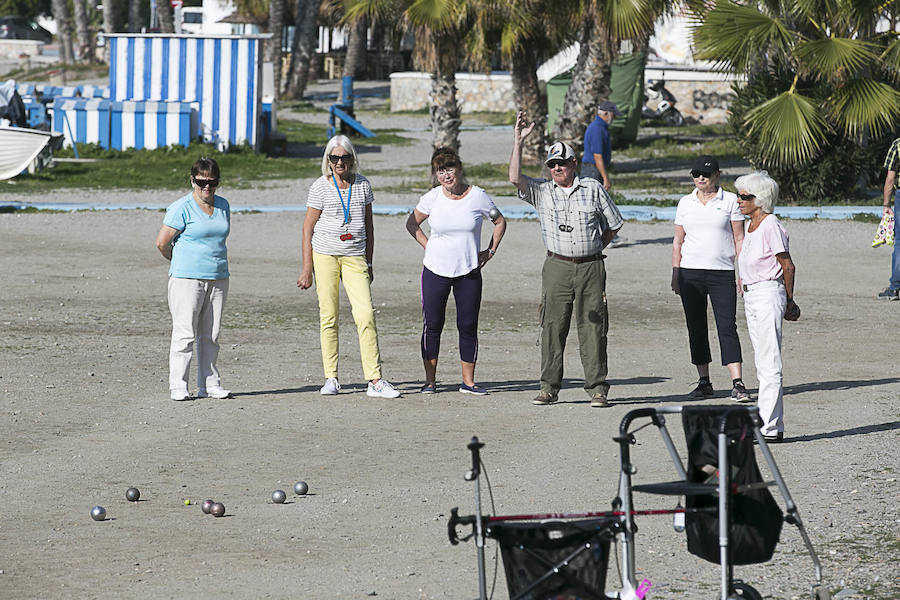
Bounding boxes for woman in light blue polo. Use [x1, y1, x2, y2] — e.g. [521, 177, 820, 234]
[155, 157, 231, 401]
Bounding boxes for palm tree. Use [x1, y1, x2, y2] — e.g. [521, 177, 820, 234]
[157, 0, 175, 33]
[285, 0, 320, 100]
[691, 0, 900, 168]
[128, 0, 143, 32]
[267, 0, 287, 96]
[343, 15, 368, 78]
[346, 0, 480, 152]
[550, 0, 659, 152]
[51, 0, 76, 63]
[72, 0, 94, 62]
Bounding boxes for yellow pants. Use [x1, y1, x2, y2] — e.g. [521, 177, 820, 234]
[313, 252, 382, 380]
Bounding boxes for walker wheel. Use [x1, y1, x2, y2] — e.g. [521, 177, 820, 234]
[813, 587, 833, 600]
[730, 581, 763, 600]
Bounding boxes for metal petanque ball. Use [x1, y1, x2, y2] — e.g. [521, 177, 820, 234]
[210, 502, 226, 517]
[294, 481, 309, 495]
[125, 487, 140, 502]
[272, 490, 286, 504]
[90, 506, 107, 521]
[489, 207, 501, 221]
[201, 499, 214, 514]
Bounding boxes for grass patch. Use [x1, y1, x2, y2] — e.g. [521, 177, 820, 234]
[1, 62, 108, 83]
[851, 212, 881, 224]
[4, 116, 414, 193]
[618, 133, 742, 162]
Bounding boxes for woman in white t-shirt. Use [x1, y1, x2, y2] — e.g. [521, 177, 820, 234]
[672, 155, 748, 400]
[405, 148, 507, 395]
[735, 171, 799, 443]
[297, 135, 400, 399]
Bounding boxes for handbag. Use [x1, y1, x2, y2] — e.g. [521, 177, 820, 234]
[872, 213, 894, 247]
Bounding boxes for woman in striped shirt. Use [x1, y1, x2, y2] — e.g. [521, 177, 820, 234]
[297, 135, 400, 398]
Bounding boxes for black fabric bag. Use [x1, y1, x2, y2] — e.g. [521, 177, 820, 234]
[487, 518, 616, 600]
[682, 407, 783, 565]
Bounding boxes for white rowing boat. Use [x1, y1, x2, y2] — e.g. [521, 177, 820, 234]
[0, 126, 60, 180]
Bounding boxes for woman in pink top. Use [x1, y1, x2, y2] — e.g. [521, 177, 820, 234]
[735, 171, 799, 443]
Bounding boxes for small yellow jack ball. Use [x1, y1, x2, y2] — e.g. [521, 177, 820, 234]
[184, 499, 191, 505]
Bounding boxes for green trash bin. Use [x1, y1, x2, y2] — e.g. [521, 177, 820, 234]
[545, 52, 646, 147]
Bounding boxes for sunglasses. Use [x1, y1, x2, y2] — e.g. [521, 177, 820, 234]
[193, 178, 219, 188]
[691, 170, 714, 178]
[328, 154, 353, 165]
[547, 160, 570, 169]
[737, 193, 756, 201]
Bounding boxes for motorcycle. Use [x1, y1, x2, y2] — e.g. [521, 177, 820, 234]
[641, 78, 685, 127]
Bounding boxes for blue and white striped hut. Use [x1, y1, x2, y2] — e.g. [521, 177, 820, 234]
[105, 34, 269, 150]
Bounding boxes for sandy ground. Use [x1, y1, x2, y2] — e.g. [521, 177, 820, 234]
[1, 203, 898, 599]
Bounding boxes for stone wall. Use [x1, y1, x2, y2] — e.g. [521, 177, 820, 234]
[645, 67, 743, 125]
[0, 39, 44, 59]
[390, 68, 744, 124]
[390, 72, 516, 113]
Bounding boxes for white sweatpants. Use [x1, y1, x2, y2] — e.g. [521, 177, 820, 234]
[168, 277, 229, 393]
[743, 280, 786, 435]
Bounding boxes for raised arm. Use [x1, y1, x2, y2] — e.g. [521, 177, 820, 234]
[509, 110, 536, 196]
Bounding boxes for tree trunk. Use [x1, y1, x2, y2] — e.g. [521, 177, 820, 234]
[285, 0, 319, 100]
[51, 0, 76, 63]
[511, 47, 546, 165]
[128, 0, 142, 33]
[71, 0, 93, 63]
[428, 32, 462, 152]
[551, 15, 616, 155]
[343, 16, 367, 79]
[157, 0, 175, 34]
[267, 0, 286, 97]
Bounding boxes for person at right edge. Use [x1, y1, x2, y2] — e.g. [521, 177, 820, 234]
[878, 135, 900, 300]
[671, 155, 750, 401]
[509, 111, 623, 408]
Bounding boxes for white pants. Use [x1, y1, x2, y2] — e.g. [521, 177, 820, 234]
[168, 277, 229, 393]
[743, 280, 786, 435]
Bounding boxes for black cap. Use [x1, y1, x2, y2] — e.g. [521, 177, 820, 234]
[597, 101, 623, 117]
[691, 156, 719, 173]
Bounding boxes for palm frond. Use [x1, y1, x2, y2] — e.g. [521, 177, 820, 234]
[405, 0, 466, 31]
[343, 0, 398, 23]
[879, 34, 900, 79]
[826, 78, 900, 138]
[691, 1, 795, 72]
[743, 90, 829, 167]
[794, 37, 879, 81]
[598, 0, 658, 41]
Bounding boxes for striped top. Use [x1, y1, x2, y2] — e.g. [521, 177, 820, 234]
[518, 175, 624, 257]
[884, 138, 900, 190]
[307, 174, 375, 256]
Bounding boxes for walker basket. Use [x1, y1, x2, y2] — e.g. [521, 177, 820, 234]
[682, 407, 783, 565]
[486, 518, 616, 600]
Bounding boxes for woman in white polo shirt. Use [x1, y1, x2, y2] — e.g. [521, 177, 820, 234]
[405, 147, 507, 394]
[671, 155, 749, 400]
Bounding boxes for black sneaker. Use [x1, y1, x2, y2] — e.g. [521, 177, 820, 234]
[688, 380, 714, 398]
[731, 382, 752, 402]
[878, 287, 899, 300]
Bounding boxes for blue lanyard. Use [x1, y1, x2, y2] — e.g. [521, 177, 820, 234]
[331, 174, 352, 225]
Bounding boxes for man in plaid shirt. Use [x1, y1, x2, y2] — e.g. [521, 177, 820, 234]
[509, 111, 624, 408]
[879, 137, 900, 300]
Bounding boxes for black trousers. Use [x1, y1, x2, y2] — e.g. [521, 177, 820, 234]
[678, 268, 742, 366]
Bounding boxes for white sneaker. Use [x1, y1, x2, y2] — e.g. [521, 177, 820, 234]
[170, 389, 190, 401]
[320, 378, 340, 395]
[198, 387, 231, 399]
[609, 235, 628, 248]
[367, 379, 400, 398]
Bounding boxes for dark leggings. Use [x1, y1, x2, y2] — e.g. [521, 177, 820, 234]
[420, 266, 482, 363]
[679, 268, 742, 366]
